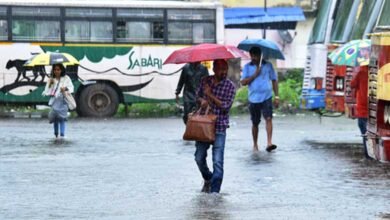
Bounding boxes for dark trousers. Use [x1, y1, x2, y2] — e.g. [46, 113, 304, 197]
[357, 118, 369, 158]
[195, 132, 226, 193]
[183, 101, 196, 124]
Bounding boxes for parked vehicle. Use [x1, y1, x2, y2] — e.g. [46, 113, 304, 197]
[0, 0, 224, 117]
[300, 0, 338, 110]
[325, 0, 383, 113]
[301, 0, 383, 111]
[366, 32, 390, 162]
[366, 0, 390, 162]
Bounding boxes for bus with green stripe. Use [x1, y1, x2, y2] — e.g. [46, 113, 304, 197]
[0, 0, 224, 117]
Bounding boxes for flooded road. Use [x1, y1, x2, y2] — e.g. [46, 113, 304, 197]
[0, 114, 389, 219]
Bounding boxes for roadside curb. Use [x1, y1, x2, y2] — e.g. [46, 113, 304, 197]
[0, 111, 48, 119]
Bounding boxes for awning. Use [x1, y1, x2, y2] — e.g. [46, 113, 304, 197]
[224, 7, 306, 29]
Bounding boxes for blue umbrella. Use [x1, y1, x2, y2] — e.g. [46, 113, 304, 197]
[238, 39, 285, 60]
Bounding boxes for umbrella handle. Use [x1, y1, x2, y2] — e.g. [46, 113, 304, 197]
[259, 53, 263, 69]
[256, 53, 263, 72]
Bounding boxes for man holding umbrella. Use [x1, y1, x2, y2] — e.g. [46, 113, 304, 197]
[240, 46, 279, 152]
[164, 44, 245, 193]
[195, 59, 236, 193]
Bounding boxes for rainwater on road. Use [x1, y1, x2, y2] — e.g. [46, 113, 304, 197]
[0, 114, 389, 219]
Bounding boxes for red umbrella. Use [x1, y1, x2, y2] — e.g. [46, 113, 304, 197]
[163, 43, 248, 64]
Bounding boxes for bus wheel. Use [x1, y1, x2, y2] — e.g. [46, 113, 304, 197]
[78, 83, 119, 117]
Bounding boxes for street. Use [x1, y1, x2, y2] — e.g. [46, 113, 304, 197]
[0, 114, 389, 219]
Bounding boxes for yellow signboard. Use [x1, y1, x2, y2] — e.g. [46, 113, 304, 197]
[377, 63, 390, 101]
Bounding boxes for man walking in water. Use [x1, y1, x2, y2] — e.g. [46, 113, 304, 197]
[240, 47, 279, 152]
[194, 59, 236, 193]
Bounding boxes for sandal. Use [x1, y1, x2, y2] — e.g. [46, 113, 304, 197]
[266, 144, 277, 152]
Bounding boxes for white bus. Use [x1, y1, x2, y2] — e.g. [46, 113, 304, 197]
[0, 0, 224, 117]
[300, 0, 383, 110]
[300, 0, 338, 110]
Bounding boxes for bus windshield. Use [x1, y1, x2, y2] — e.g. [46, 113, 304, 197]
[308, 0, 333, 44]
[330, 0, 355, 43]
[377, 0, 390, 28]
[349, 0, 377, 40]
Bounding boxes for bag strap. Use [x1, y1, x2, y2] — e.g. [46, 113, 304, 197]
[204, 105, 211, 115]
[53, 77, 61, 94]
[194, 105, 212, 116]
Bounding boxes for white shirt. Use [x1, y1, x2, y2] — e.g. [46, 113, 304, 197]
[42, 75, 74, 97]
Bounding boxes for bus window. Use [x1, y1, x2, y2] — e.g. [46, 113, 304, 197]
[0, 6, 7, 40]
[116, 8, 164, 43]
[308, 0, 333, 44]
[153, 22, 164, 40]
[167, 9, 215, 44]
[167, 9, 215, 20]
[193, 23, 215, 44]
[0, 7, 6, 15]
[11, 7, 60, 42]
[330, 0, 355, 43]
[65, 8, 112, 18]
[65, 8, 113, 42]
[377, 0, 390, 28]
[168, 22, 192, 43]
[12, 7, 59, 16]
[65, 21, 112, 42]
[127, 22, 153, 42]
[349, 0, 377, 40]
[0, 20, 7, 40]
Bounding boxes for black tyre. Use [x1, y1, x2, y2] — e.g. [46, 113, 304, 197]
[78, 83, 119, 117]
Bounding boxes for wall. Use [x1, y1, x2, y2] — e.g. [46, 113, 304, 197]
[224, 17, 315, 70]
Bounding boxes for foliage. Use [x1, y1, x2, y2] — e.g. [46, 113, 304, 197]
[116, 103, 180, 118]
[279, 78, 302, 107]
[230, 68, 304, 113]
[278, 69, 303, 108]
[279, 68, 303, 82]
[230, 87, 249, 114]
[234, 86, 248, 103]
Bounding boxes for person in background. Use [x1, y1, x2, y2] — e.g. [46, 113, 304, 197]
[175, 62, 209, 124]
[350, 65, 370, 158]
[194, 59, 236, 193]
[240, 47, 279, 152]
[43, 63, 74, 139]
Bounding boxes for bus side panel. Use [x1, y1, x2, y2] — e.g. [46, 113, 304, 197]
[300, 44, 327, 109]
[131, 46, 183, 103]
[0, 43, 183, 105]
[309, 44, 328, 79]
[0, 43, 48, 104]
[43, 45, 184, 104]
[367, 33, 390, 163]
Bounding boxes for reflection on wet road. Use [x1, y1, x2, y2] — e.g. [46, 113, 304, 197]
[0, 115, 389, 219]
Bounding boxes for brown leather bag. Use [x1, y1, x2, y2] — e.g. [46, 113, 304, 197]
[183, 106, 217, 143]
